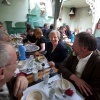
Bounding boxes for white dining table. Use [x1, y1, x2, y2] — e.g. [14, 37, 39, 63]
[21, 74, 85, 100]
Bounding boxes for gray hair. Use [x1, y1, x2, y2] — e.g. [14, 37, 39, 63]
[0, 30, 5, 40]
[0, 42, 11, 67]
[49, 30, 60, 39]
[76, 32, 97, 51]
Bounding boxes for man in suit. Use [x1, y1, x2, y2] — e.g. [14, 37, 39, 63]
[58, 32, 100, 100]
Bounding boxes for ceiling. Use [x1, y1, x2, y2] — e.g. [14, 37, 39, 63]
[62, 0, 89, 8]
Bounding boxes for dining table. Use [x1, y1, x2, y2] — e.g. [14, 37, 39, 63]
[20, 74, 85, 100]
[16, 54, 85, 100]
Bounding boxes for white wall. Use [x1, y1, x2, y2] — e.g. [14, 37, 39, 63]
[61, 7, 92, 32]
[0, 0, 28, 28]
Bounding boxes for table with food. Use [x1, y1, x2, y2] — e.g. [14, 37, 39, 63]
[21, 74, 85, 100]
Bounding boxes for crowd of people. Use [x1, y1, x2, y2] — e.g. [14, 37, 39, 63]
[0, 21, 100, 100]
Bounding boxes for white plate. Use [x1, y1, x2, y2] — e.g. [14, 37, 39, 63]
[22, 89, 48, 100]
[52, 80, 76, 98]
[25, 44, 39, 53]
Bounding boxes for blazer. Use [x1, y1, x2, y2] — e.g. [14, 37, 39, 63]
[45, 41, 68, 68]
[58, 50, 100, 100]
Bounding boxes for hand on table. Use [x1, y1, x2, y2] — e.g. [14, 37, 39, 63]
[13, 76, 28, 97]
[70, 74, 93, 96]
[48, 61, 55, 67]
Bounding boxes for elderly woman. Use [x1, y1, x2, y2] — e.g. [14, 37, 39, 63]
[45, 30, 68, 68]
[34, 28, 47, 54]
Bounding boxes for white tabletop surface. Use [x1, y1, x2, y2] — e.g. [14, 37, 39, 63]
[18, 56, 50, 74]
[21, 74, 85, 100]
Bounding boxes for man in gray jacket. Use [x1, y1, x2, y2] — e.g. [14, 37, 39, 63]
[58, 32, 100, 100]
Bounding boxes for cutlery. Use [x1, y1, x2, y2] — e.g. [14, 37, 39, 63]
[61, 73, 66, 98]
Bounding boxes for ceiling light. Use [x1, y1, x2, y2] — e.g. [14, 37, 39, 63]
[1, 0, 11, 6]
[69, 10, 74, 15]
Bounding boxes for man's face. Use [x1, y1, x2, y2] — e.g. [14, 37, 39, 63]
[4, 46, 17, 82]
[72, 37, 84, 57]
[49, 33, 59, 46]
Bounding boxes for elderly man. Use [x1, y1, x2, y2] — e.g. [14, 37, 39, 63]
[0, 31, 28, 99]
[58, 32, 100, 100]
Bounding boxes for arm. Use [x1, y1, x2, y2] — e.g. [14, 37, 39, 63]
[39, 43, 45, 53]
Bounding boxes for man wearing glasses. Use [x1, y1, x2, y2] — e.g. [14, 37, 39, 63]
[0, 33, 28, 99]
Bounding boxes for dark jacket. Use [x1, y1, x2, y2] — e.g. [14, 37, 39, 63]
[45, 41, 68, 68]
[58, 50, 100, 100]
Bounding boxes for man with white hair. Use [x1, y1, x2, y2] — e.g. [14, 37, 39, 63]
[0, 32, 28, 99]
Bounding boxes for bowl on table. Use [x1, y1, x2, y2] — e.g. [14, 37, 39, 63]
[26, 90, 42, 100]
[57, 79, 70, 92]
[17, 60, 26, 69]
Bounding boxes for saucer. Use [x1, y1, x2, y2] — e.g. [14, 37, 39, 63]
[21, 89, 48, 100]
[52, 80, 76, 98]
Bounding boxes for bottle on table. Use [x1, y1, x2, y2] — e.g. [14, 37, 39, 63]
[18, 44, 26, 60]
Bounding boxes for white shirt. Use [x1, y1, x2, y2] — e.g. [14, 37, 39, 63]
[75, 52, 93, 77]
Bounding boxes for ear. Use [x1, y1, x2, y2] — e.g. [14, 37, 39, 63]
[0, 67, 5, 80]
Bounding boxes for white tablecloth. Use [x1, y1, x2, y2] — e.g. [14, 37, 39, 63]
[21, 74, 85, 100]
[18, 57, 50, 74]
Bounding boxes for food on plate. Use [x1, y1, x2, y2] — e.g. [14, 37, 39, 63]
[35, 58, 40, 62]
[26, 47, 30, 51]
[65, 88, 74, 96]
[18, 60, 26, 68]
[38, 55, 45, 60]
[34, 51, 40, 58]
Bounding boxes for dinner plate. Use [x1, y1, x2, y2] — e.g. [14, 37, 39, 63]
[21, 89, 48, 100]
[52, 80, 76, 98]
[25, 44, 40, 53]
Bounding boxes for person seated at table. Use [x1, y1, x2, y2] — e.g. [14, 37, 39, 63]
[65, 25, 72, 39]
[45, 30, 68, 68]
[0, 31, 28, 98]
[34, 28, 47, 54]
[85, 28, 100, 51]
[58, 32, 100, 100]
[23, 28, 37, 44]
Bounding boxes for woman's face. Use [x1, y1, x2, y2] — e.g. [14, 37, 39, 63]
[49, 33, 59, 46]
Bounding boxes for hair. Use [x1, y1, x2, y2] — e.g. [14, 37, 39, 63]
[66, 25, 70, 30]
[0, 30, 6, 40]
[34, 28, 43, 37]
[76, 32, 97, 51]
[49, 30, 60, 39]
[44, 23, 48, 28]
[0, 42, 11, 67]
[59, 26, 64, 30]
[0, 22, 3, 25]
[50, 24, 54, 29]
[86, 28, 92, 34]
